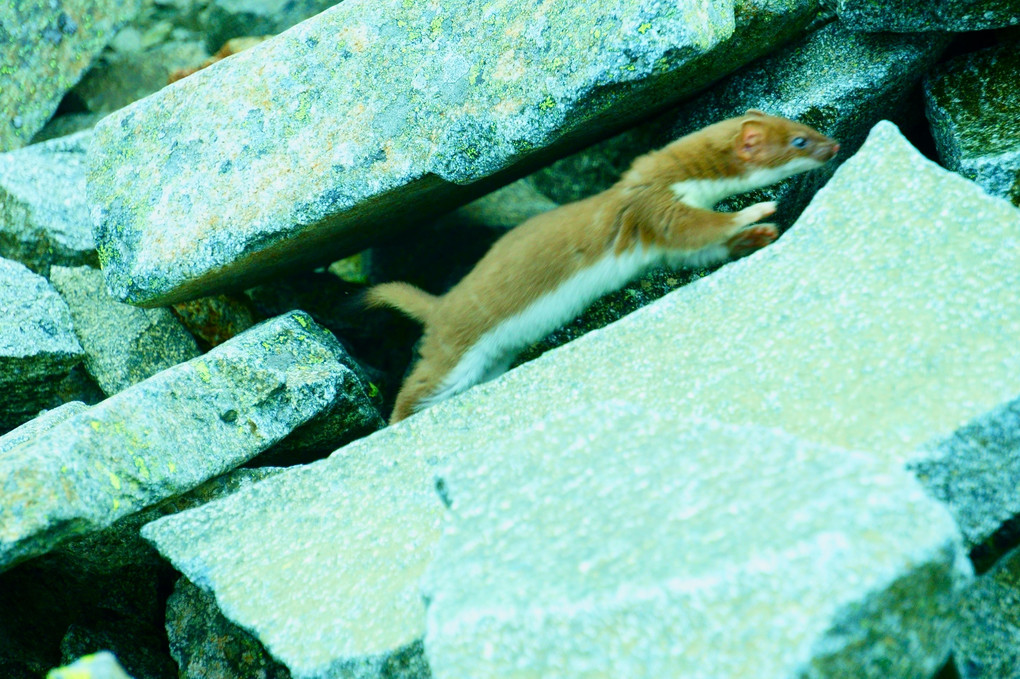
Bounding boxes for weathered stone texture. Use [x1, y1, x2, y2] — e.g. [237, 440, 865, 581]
[955, 544, 1020, 679]
[0, 402, 88, 457]
[89, 0, 750, 305]
[424, 404, 968, 678]
[831, 0, 1020, 31]
[0, 0, 141, 150]
[49, 265, 201, 396]
[141, 121, 1020, 678]
[0, 311, 356, 572]
[925, 41, 1020, 206]
[0, 258, 84, 432]
[0, 130, 97, 273]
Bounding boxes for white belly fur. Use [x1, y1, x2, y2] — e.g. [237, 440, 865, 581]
[416, 242, 733, 412]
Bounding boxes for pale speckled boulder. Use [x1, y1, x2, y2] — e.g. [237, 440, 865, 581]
[831, 0, 1020, 31]
[0, 130, 97, 274]
[46, 651, 133, 679]
[0, 258, 84, 432]
[88, 0, 745, 305]
[139, 121, 1020, 679]
[0, 402, 89, 457]
[0, 0, 141, 151]
[0, 311, 355, 573]
[925, 41, 1020, 207]
[954, 544, 1020, 679]
[423, 403, 969, 678]
[49, 265, 200, 395]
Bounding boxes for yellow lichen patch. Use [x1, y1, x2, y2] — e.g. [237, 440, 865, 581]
[194, 360, 212, 383]
[134, 457, 151, 480]
[89, 420, 102, 431]
[169, 461, 177, 473]
[108, 472, 122, 490]
[539, 96, 556, 111]
[638, 22, 652, 33]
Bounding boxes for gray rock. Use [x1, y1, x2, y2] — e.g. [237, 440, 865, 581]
[166, 577, 291, 679]
[0, 258, 84, 432]
[0, 311, 356, 572]
[954, 544, 1020, 679]
[925, 41, 1020, 207]
[170, 294, 257, 348]
[0, 467, 280, 679]
[423, 404, 969, 678]
[139, 122, 1020, 679]
[0, 402, 89, 457]
[0, 0, 142, 151]
[90, 0, 746, 305]
[0, 131, 98, 274]
[30, 113, 107, 145]
[198, 0, 341, 51]
[909, 396, 1020, 549]
[830, 0, 1020, 31]
[71, 38, 209, 114]
[49, 265, 201, 396]
[47, 652, 134, 679]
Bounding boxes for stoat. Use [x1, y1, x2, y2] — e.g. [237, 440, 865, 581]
[367, 110, 840, 423]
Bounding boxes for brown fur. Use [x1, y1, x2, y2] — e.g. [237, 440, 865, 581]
[369, 111, 839, 422]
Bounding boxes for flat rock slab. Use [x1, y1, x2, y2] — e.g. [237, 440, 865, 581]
[141, 121, 1020, 678]
[925, 41, 1020, 207]
[0, 130, 97, 274]
[88, 0, 740, 305]
[0, 311, 355, 573]
[0, 258, 84, 432]
[830, 0, 1020, 31]
[49, 265, 200, 396]
[0, 402, 89, 457]
[424, 404, 969, 678]
[0, 1, 141, 151]
[954, 544, 1020, 679]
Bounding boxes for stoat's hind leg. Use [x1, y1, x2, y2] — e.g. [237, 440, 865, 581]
[390, 359, 447, 424]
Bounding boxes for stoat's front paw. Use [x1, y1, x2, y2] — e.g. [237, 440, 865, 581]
[727, 223, 779, 255]
[736, 201, 777, 226]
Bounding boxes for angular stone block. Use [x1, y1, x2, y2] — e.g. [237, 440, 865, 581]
[0, 402, 89, 457]
[0, 258, 84, 432]
[925, 41, 1020, 207]
[140, 122, 1020, 678]
[831, 0, 1020, 31]
[0, 131, 97, 274]
[49, 265, 201, 395]
[954, 543, 1020, 679]
[0, 311, 356, 572]
[423, 404, 969, 678]
[88, 0, 744, 305]
[0, 0, 141, 150]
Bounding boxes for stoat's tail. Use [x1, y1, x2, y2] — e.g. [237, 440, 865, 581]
[363, 282, 438, 325]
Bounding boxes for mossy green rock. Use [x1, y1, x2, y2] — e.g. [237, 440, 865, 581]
[954, 544, 1020, 678]
[830, 0, 1020, 31]
[49, 265, 201, 396]
[424, 404, 969, 678]
[0, 258, 84, 432]
[88, 0, 739, 305]
[140, 122, 1020, 678]
[0, 0, 141, 151]
[925, 41, 1020, 207]
[0, 311, 355, 572]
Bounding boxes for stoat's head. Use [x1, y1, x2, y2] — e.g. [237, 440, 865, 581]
[734, 110, 840, 178]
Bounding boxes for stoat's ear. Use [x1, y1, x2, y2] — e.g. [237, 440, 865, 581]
[736, 119, 767, 162]
[744, 108, 767, 117]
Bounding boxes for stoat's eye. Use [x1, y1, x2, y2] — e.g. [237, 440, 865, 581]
[790, 136, 809, 148]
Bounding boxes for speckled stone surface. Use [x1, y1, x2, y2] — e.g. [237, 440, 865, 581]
[909, 396, 1020, 548]
[199, 0, 341, 50]
[831, 0, 1019, 31]
[138, 121, 1020, 679]
[0, 130, 98, 274]
[88, 0, 741, 305]
[49, 265, 200, 396]
[424, 403, 969, 678]
[925, 41, 1020, 207]
[0, 0, 141, 151]
[0, 258, 84, 432]
[0, 402, 89, 457]
[0, 311, 353, 573]
[954, 545, 1020, 678]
